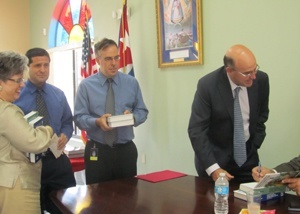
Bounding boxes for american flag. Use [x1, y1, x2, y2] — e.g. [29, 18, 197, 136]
[80, 15, 97, 143]
[81, 19, 97, 78]
[118, 0, 134, 76]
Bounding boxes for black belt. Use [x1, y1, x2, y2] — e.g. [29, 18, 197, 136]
[41, 148, 52, 156]
[90, 139, 132, 149]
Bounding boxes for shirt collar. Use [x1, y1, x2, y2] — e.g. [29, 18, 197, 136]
[25, 80, 47, 94]
[226, 73, 246, 93]
[98, 71, 119, 86]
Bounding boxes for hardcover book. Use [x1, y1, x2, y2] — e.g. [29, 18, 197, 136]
[107, 113, 134, 128]
[234, 189, 284, 202]
[240, 171, 300, 194]
[239, 181, 288, 195]
[24, 111, 38, 122]
[64, 144, 85, 158]
[23, 111, 44, 163]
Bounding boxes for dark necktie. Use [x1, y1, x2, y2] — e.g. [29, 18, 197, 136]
[104, 79, 117, 146]
[36, 89, 50, 126]
[233, 87, 246, 167]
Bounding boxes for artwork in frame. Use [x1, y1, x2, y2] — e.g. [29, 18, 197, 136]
[155, 0, 203, 68]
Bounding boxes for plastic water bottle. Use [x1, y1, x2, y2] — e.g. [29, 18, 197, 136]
[214, 172, 229, 214]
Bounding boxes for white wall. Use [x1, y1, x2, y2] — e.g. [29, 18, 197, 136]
[29, 0, 300, 176]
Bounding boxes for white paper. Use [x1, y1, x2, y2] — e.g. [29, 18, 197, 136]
[49, 134, 64, 159]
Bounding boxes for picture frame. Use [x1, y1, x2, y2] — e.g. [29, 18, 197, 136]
[155, 0, 203, 68]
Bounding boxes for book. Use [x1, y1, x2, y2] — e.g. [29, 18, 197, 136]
[23, 112, 44, 163]
[288, 200, 300, 212]
[256, 171, 300, 188]
[238, 171, 300, 195]
[64, 144, 85, 158]
[27, 153, 43, 163]
[234, 189, 284, 202]
[29, 116, 44, 127]
[239, 181, 288, 195]
[107, 113, 134, 128]
[107, 113, 133, 122]
[24, 111, 38, 122]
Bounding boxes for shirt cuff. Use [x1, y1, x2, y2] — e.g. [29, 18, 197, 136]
[272, 169, 278, 173]
[206, 163, 220, 176]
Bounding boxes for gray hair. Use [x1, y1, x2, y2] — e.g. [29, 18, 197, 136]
[0, 51, 28, 81]
[94, 38, 118, 57]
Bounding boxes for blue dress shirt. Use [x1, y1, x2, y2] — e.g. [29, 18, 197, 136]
[74, 71, 148, 144]
[14, 80, 73, 139]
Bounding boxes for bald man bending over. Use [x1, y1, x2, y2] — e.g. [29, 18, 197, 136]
[188, 44, 270, 182]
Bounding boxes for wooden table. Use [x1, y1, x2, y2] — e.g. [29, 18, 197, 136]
[50, 175, 299, 214]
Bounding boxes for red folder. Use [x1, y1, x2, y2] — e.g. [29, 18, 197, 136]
[136, 170, 187, 183]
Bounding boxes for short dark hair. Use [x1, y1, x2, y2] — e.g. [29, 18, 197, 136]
[94, 38, 118, 57]
[223, 55, 235, 68]
[0, 51, 28, 81]
[25, 48, 50, 65]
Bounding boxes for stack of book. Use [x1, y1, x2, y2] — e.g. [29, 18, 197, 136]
[23, 111, 44, 163]
[107, 113, 134, 128]
[233, 171, 295, 202]
[234, 182, 285, 201]
[24, 111, 43, 127]
[64, 144, 85, 158]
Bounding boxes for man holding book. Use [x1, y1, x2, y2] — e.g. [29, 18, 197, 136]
[252, 155, 300, 195]
[74, 38, 148, 184]
[14, 48, 76, 213]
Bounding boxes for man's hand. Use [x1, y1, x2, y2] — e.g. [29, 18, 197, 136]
[57, 133, 68, 150]
[282, 178, 300, 196]
[211, 168, 234, 181]
[96, 114, 113, 131]
[124, 110, 131, 114]
[252, 166, 274, 182]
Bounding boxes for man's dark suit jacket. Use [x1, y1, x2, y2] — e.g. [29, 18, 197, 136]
[275, 155, 300, 172]
[188, 66, 269, 182]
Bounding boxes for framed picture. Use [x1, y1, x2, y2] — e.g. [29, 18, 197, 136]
[155, 0, 203, 68]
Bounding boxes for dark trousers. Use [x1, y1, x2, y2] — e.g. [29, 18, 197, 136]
[40, 152, 76, 213]
[85, 140, 138, 185]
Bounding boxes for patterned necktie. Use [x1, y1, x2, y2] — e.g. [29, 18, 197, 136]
[36, 89, 50, 126]
[104, 79, 117, 146]
[233, 87, 247, 167]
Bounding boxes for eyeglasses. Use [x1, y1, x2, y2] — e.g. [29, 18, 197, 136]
[231, 65, 260, 78]
[103, 56, 120, 62]
[7, 78, 25, 84]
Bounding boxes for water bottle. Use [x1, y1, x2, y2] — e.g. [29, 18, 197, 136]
[214, 172, 229, 214]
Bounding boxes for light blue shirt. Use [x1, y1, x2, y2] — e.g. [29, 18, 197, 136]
[14, 80, 74, 139]
[74, 71, 148, 144]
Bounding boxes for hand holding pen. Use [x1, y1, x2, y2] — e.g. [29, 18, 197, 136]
[258, 161, 261, 177]
[251, 162, 275, 182]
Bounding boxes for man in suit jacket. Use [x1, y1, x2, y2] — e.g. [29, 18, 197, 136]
[188, 44, 270, 182]
[252, 155, 300, 195]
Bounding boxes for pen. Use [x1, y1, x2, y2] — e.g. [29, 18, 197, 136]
[258, 161, 261, 174]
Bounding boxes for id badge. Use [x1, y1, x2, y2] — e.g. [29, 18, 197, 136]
[90, 145, 98, 161]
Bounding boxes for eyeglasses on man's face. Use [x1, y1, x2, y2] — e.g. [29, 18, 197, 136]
[7, 78, 25, 84]
[231, 65, 260, 78]
[103, 55, 120, 63]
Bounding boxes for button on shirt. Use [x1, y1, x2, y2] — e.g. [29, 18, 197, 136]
[74, 71, 148, 144]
